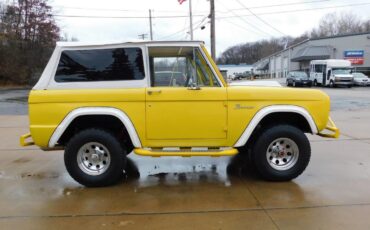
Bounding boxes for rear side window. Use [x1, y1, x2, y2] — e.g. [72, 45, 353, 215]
[55, 48, 145, 82]
[314, 64, 323, 73]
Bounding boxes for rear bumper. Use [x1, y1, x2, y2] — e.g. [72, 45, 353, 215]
[20, 133, 35, 146]
[317, 117, 340, 138]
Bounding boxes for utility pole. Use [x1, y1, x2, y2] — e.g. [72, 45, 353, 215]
[210, 0, 216, 60]
[138, 33, 148, 40]
[149, 9, 153, 40]
[189, 0, 193, 40]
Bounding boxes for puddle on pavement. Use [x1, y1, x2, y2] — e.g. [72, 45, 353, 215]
[20, 171, 60, 179]
[0, 153, 256, 201]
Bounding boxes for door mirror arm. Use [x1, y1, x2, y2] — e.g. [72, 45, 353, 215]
[188, 82, 201, 90]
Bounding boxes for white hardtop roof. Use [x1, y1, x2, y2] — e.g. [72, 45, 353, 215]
[56, 40, 205, 48]
[310, 59, 352, 66]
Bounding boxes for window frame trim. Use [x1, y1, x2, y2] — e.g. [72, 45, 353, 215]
[146, 45, 224, 88]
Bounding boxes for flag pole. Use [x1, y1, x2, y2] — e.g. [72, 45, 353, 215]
[189, 0, 193, 40]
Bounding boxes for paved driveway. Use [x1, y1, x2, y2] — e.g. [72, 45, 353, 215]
[0, 84, 370, 229]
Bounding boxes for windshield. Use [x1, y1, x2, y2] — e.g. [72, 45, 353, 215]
[291, 72, 308, 78]
[352, 72, 366, 78]
[332, 68, 352, 75]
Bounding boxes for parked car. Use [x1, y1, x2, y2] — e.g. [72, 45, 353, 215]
[20, 41, 339, 187]
[286, 71, 312, 87]
[352, 72, 369, 86]
[228, 74, 241, 81]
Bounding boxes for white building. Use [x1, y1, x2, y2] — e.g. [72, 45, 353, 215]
[218, 64, 253, 78]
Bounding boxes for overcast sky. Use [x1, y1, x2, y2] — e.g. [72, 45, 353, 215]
[43, 0, 370, 56]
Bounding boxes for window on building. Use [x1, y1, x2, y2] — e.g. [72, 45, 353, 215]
[55, 48, 145, 82]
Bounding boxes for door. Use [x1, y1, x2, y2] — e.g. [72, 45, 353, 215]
[314, 64, 324, 84]
[145, 46, 227, 140]
[322, 65, 327, 85]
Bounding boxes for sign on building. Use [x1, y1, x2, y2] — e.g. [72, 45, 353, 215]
[344, 50, 364, 65]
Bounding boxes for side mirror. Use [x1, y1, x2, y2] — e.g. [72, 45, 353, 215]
[188, 82, 201, 90]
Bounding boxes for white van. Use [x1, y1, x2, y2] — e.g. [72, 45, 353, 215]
[310, 59, 354, 87]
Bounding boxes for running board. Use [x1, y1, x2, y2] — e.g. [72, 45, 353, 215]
[134, 147, 239, 157]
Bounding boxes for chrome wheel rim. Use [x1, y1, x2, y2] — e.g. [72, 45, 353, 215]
[266, 138, 299, 171]
[77, 142, 111, 176]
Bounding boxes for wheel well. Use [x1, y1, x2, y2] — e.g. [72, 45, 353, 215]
[245, 112, 312, 147]
[57, 115, 134, 152]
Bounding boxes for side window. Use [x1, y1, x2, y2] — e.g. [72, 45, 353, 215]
[151, 56, 188, 87]
[55, 48, 145, 82]
[327, 69, 331, 79]
[149, 46, 220, 87]
[314, 64, 323, 73]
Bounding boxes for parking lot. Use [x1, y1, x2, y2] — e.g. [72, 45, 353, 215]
[1, 83, 370, 229]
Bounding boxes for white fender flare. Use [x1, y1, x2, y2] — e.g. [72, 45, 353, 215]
[48, 107, 142, 148]
[234, 105, 318, 147]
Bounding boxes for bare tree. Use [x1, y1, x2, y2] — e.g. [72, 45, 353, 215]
[217, 37, 289, 65]
[310, 12, 364, 38]
[0, 0, 60, 85]
[363, 20, 370, 32]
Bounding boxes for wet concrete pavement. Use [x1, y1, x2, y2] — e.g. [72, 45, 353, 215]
[1, 86, 370, 229]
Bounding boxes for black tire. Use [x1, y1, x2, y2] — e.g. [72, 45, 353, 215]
[251, 125, 311, 181]
[329, 80, 335, 88]
[292, 81, 296, 87]
[313, 80, 318, 86]
[64, 128, 126, 187]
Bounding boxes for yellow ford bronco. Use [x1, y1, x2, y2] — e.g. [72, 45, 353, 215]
[20, 41, 339, 187]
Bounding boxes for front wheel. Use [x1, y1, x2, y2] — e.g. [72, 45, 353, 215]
[64, 129, 126, 187]
[251, 125, 311, 181]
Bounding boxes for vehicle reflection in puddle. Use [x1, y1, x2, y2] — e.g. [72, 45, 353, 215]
[124, 153, 253, 188]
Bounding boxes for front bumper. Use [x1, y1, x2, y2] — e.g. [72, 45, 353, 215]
[354, 81, 369, 86]
[20, 133, 34, 146]
[334, 81, 353, 86]
[318, 117, 340, 138]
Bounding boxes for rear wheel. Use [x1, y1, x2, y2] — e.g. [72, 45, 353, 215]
[251, 125, 311, 181]
[313, 79, 318, 86]
[292, 81, 296, 87]
[64, 129, 126, 187]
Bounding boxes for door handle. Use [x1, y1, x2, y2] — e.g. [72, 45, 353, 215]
[147, 90, 162, 95]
